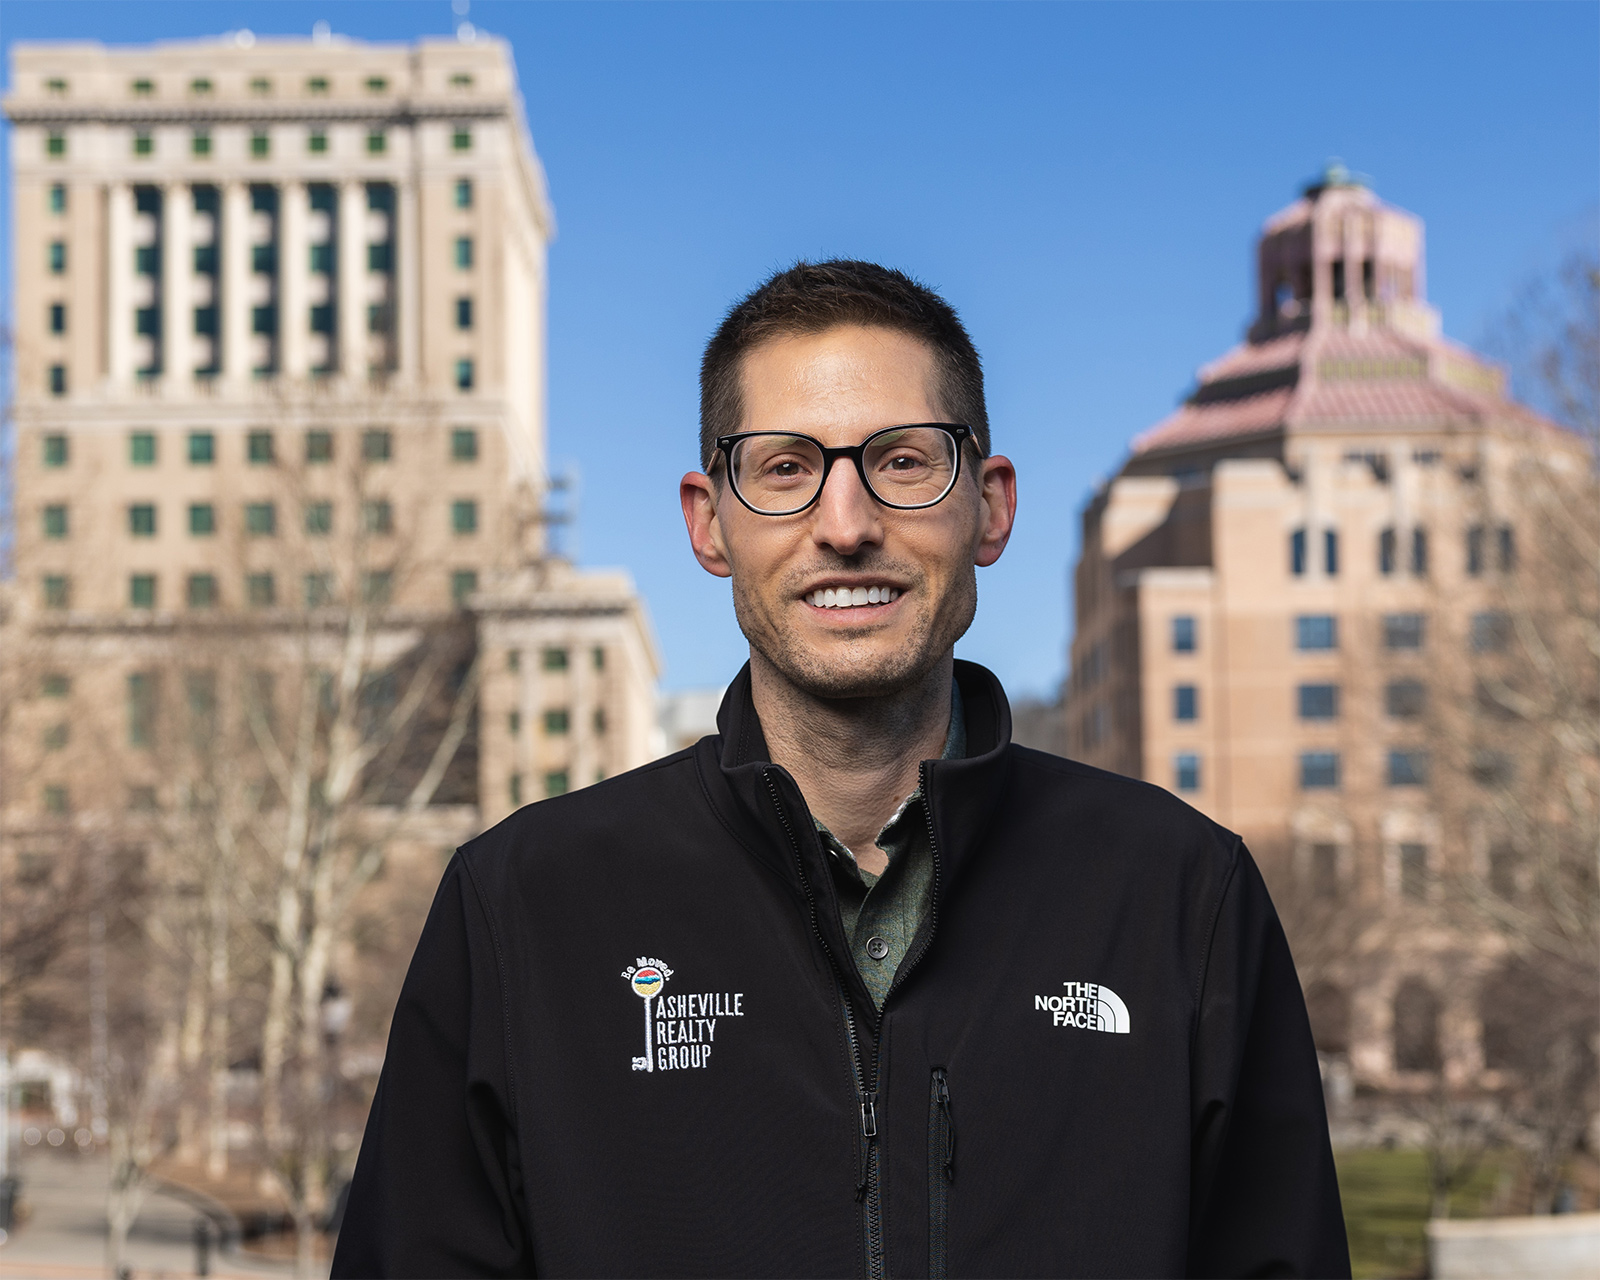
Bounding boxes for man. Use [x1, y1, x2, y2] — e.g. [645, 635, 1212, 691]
[333, 261, 1349, 1278]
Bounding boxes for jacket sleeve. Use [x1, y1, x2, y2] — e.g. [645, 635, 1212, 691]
[331, 858, 534, 1278]
[1186, 844, 1350, 1279]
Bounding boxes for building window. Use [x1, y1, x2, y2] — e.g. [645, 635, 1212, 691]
[1378, 526, 1397, 576]
[363, 499, 394, 534]
[252, 304, 277, 334]
[1497, 525, 1515, 572]
[1398, 845, 1430, 902]
[43, 575, 71, 609]
[363, 428, 392, 462]
[452, 126, 472, 152]
[305, 429, 334, 462]
[456, 296, 474, 329]
[183, 433, 215, 466]
[251, 77, 272, 95]
[1289, 528, 1306, 576]
[49, 183, 67, 214]
[1173, 685, 1198, 721]
[247, 573, 276, 607]
[1392, 978, 1440, 1068]
[49, 241, 66, 274]
[305, 502, 333, 535]
[366, 75, 389, 93]
[309, 243, 334, 274]
[542, 647, 569, 672]
[247, 430, 275, 464]
[1323, 529, 1339, 576]
[1471, 749, 1514, 789]
[133, 131, 154, 157]
[367, 303, 391, 333]
[306, 76, 330, 94]
[1385, 678, 1426, 719]
[451, 427, 479, 461]
[189, 77, 213, 95]
[189, 503, 215, 535]
[250, 131, 270, 158]
[1382, 612, 1424, 651]
[544, 770, 570, 797]
[594, 707, 608, 734]
[43, 434, 69, 467]
[450, 72, 474, 89]
[308, 129, 328, 154]
[1310, 844, 1340, 900]
[135, 304, 160, 335]
[507, 649, 521, 671]
[1410, 526, 1428, 575]
[129, 574, 157, 609]
[454, 236, 474, 268]
[44, 785, 70, 815]
[128, 504, 157, 537]
[1299, 751, 1340, 789]
[451, 569, 478, 604]
[367, 244, 392, 273]
[47, 131, 67, 158]
[509, 773, 523, 807]
[366, 128, 387, 154]
[455, 359, 475, 391]
[1466, 524, 1485, 576]
[508, 710, 522, 736]
[592, 646, 606, 671]
[43, 722, 69, 751]
[246, 503, 277, 536]
[1294, 615, 1336, 651]
[187, 574, 218, 609]
[1387, 749, 1429, 787]
[451, 499, 478, 535]
[1471, 611, 1511, 653]
[130, 78, 154, 95]
[304, 574, 334, 607]
[194, 305, 218, 336]
[46, 77, 69, 96]
[362, 571, 393, 605]
[42, 505, 68, 539]
[454, 177, 473, 208]
[129, 432, 157, 465]
[48, 365, 67, 396]
[544, 708, 571, 735]
[1173, 753, 1200, 793]
[1297, 683, 1338, 719]
[192, 129, 212, 157]
[251, 240, 277, 271]
[49, 302, 66, 334]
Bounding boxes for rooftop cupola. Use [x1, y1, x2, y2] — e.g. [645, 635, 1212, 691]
[1249, 162, 1440, 343]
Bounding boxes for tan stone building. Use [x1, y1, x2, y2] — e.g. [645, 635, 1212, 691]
[4, 31, 661, 833]
[1065, 170, 1588, 1100]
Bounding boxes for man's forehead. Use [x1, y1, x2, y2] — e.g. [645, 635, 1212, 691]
[739, 325, 941, 435]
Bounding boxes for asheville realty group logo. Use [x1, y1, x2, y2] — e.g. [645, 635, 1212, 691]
[622, 957, 745, 1072]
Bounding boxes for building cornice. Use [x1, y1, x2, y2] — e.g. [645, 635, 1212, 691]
[3, 97, 507, 126]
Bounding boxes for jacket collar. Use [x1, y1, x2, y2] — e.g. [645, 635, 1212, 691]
[693, 657, 1014, 928]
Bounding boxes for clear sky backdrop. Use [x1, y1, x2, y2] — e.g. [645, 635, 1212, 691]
[4, 2, 1596, 695]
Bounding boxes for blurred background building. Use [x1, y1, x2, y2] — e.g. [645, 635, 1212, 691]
[1066, 170, 1594, 1131]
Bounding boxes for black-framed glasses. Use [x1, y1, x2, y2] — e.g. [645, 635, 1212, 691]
[714, 423, 977, 516]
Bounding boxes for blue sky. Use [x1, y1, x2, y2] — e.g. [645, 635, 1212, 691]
[4, 2, 1596, 695]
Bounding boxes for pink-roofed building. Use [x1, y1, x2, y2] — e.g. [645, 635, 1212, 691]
[1065, 168, 1590, 1108]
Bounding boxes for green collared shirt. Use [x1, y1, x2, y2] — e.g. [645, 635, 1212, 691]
[814, 684, 966, 1009]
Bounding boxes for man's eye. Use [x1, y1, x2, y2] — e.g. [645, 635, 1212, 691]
[885, 453, 926, 471]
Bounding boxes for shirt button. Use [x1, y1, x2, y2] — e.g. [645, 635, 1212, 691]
[865, 936, 889, 961]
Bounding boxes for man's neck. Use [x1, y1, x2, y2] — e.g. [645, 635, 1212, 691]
[751, 651, 954, 877]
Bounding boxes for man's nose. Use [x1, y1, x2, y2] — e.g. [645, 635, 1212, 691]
[810, 456, 883, 556]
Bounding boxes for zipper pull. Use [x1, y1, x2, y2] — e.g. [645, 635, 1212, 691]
[933, 1069, 955, 1182]
[855, 1090, 878, 1202]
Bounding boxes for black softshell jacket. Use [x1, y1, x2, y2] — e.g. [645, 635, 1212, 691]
[333, 661, 1349, 1278]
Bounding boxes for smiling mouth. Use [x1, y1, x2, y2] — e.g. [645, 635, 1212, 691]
[806, 585, 902, 610]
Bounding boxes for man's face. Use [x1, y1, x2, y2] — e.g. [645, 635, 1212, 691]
[681, 324, 1016, 700]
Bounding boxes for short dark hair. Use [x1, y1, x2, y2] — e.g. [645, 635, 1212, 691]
[698, 259, 989, 470]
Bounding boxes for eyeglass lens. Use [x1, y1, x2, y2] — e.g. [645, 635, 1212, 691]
[729, 427, 959, 513]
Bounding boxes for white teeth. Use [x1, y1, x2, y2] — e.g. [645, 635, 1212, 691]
[809, 586, 899, 608]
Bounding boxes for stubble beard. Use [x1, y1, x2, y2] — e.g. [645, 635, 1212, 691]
[732, 559, 978, 701]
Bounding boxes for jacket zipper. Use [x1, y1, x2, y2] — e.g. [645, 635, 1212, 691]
[762, 769, 885, 1280]
[763, 759, 947, 1280]
[928, 1068, 954, 1280]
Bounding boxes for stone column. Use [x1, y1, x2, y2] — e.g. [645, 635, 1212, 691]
[106, 183, 135, 386]
[397, 177, 420, 384]
[279, 180, 309, 379]
[220, 181, 252, 385]
[161, 183, 192, 393]
[338, 180, 367, 382]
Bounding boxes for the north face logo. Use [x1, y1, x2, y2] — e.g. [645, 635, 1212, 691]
[1034, 981, 1130, 1034]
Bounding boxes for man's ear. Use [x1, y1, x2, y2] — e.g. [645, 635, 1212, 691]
[973, 454, 1017, 568]
[680, 471, 734, 579]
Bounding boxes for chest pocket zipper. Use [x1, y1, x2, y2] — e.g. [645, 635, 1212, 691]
[929, 1067, 955, 1279]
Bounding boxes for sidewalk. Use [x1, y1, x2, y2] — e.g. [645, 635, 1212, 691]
[0, 1148, 316, 1279]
